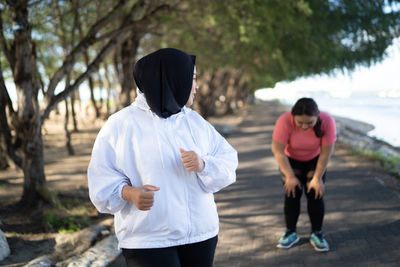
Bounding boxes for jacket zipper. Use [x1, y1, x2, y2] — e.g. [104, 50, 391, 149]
[168, 119, 192, 242]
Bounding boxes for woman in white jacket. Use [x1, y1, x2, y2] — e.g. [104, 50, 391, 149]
[87, 48, 238, 267]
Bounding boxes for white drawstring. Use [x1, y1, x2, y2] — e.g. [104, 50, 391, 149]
[134, 89, 165, 169]
[151, 112, 165, 169]
[183, 108, 198, 148]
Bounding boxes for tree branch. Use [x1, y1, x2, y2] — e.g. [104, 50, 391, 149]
[5, 0, 17, 8]
[41, 1, 173, 122]
[46, 0, 130, 99]
[0, 63, 22, 168]
[0, 10, 16, 70]
[41, 31, 130, 122]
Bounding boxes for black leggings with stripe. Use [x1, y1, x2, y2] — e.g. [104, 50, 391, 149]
[281, 155, 326, 233]
[122, 235, 218, 267]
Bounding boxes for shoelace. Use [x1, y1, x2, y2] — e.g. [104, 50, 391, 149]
[284, 230, 294, 238]
[314, 231, 324, 241]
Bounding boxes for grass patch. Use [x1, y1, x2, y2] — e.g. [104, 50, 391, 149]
[42, 211, 84, 233]
[42, 197, 98, 233]
[350, 148, 400, 176]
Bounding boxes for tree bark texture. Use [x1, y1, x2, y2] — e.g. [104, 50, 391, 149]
[64, 74, 74, 156]
[11, 1, 47, 207]
[2, 0, 172, 209]
[0, 60, 22, 169]
[119, 32, 141, 108]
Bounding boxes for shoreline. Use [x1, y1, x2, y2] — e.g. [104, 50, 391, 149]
[333, 115, 400, 157]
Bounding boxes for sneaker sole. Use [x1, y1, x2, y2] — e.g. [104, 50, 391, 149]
[310, 239, 329, 252]
[276, 237, 300, 249]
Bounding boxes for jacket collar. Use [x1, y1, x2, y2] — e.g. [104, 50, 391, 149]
[132, 88, 191, 117]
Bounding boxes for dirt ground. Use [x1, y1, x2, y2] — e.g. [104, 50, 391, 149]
[0, 104, 399, 266]
[0, 114, 110, 266]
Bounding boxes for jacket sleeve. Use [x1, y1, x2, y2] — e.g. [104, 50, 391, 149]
[196, 123, 238, 193]
[87, 125, 130, 214]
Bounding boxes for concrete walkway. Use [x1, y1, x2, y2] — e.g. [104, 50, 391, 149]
[213, 101, 400, 267]
[111, 101, 400, 267]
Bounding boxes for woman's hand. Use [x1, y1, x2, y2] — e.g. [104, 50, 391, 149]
[180, 148, 205, 172]
[284, 176, 302, 198]
[307, 178, 324, 199]
[122, 185, 160, 211]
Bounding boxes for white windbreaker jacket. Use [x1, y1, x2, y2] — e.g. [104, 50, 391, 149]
[88, 92, 238, 249]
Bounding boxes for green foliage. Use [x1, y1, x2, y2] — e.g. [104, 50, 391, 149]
[157, 0, 400, 91]
[2, 0, 400, 95]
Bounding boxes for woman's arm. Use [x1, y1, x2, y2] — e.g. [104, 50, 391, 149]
[194, 124, 238, 193]
[313, 143, 335, 181]
[271, 139, 302, 197]
[88, 134, 130, 214]
[307, 143, 335, 198]
[271, 140, 295, 179]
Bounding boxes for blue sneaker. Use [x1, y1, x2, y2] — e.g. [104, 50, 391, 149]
[277, 230, 300, 248]
[310, 231, 329, 252]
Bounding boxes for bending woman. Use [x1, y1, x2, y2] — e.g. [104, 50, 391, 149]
[271, 98, 336, 252]
[88, 48, 238, 267]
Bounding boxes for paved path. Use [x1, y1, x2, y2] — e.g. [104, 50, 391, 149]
[111, 101, 400, 267]
[213, 101, 400, 267]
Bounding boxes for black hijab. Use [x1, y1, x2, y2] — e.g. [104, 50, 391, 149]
[133, 48, 196, 118]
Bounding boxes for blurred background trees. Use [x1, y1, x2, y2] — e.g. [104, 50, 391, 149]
[1, 0, 399, 208]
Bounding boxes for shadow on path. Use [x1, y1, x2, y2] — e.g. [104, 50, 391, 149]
[214, 101, 400, 267]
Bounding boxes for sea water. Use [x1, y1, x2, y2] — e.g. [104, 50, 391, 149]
[255, 89, 400, 148]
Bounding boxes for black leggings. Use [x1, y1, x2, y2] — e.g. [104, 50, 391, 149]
[122, 235, 218, 267]
[280, 156, 326, 233]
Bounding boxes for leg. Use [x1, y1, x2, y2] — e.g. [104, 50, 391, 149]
[284, 185, 303, 232]
[305, 171, 325, 233]
[277, 162, 304, 249]
[281, 167, 303, 232]
[306, 175, 330, 252]
[122, 247, 180, 267]
[278, 173, 302, 248]
[177, 236, 218, 267]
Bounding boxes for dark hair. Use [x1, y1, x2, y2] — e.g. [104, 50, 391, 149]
[291, 98, 322, 138]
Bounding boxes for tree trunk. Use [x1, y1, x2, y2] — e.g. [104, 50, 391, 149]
[197, 69, 231, 118]
[64, 74, 74, 155]
[113, 49, 123, 106]
[103, 64, 112, 117]
[220, 70, 243, 115]
[10, 1, 59, 209]
[88, 70, 100, 118]
[119, 33, 141, 108]
[97, 73, 104, 113]
[64, 97, 74, 155]
[197, 71, 217, 119]
[70, 91, 79, 132]
[76, 10, 100, 118]
[222, 72, 236, 115]
[0, 62, 22, 169]
[0, 134, 9, 170]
